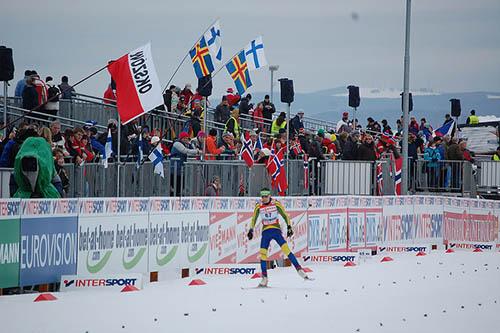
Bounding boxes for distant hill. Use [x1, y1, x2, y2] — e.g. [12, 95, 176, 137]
[249, 88, 500, 129]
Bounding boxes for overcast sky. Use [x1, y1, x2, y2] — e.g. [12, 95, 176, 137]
[2, 0, 500, 98]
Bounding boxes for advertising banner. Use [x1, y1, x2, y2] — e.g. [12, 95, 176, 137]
[378, 245, 430, 254]
[20, 199, 78, 286]
[236, 211, 262, 263]
[443, 197, 470, 244]
[467, 199, 498, 244]
[348, 197, 383, 250]
[0, 199, 21, 288]
[209, 212, 237, 264]
[412, 196, 443, 244]
[302, 252, 358, 265]
[60, 273, 143, 292]
[149, 198, 209, 271]
[78, 198, 150, 276]
[191, 264, 259, 277]
[267, 210, 308, 261]
[380, 196, 415, 246]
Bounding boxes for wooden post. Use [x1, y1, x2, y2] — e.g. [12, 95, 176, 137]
[150, 272, 158, 282]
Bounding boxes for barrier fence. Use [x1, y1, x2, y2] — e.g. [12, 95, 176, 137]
[0, 195, 498, 290]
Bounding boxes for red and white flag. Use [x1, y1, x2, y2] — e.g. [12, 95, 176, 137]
[266, 142, 287, 196]
[107, 43, 163, 124]
[240, 133, 254, 168]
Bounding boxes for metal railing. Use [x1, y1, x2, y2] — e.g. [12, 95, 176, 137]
[476, 160, 500, 196]
[412, 160, 474, 195]
[319, 160, 379, 195]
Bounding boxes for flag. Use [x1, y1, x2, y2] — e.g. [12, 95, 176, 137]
[433, 120, 455, 137]
[266, 144, 287, 196]
[189, 36, 215, 79]
[254, 133, 263, 153]
[226, 50, 252, 95]
[148, 144, 164, 178]
[422, 127, 433, 143]
[204, 20, 222, 63]
[107, 43, 163, 124]
[303, 154, 309, 190]
[240, 133, 254, 168]
[376, 161, 384, 196]
[136, 133, 143, 169]
[103, 128, 113, 169]
[290, 138, 302, 156]
[245, 36, 267, 71]
[394, 157, 402, 195]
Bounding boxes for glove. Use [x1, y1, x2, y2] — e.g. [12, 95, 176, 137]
[247, 229, 253, 240]
[287, 225, 294, 238]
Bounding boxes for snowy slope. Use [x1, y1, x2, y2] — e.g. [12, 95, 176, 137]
[1, 251, 499, 333]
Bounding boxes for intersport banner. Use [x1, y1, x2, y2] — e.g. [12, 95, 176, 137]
[443, 197, 470, 245]
[0, 199, 21, 288]
[412, 196, 443, 244]
[381, 196, 415, 246]
[78, 198, 150, 276]
[19, 199, 78, 286]
[108, 43, 163, 124]
[149, 198, 209, 272]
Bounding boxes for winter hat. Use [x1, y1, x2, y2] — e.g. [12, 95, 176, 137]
[179, 132, 189, 140]
[261, 148, 271, 156]
[197, 131, 206, 138]
[151, 136, 160, 144]
[227, 87, 234, 93]
[342, 112, 349, 117]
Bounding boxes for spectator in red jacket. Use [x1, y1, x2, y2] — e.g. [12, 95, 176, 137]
[253, 102, 264, 132]
[80, 135, 95, 162]
[180, 84, 194, 106]
[226, 88, 240, 107]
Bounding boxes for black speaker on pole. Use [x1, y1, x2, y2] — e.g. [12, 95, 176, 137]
[400, 92, 413, 112]
[279, 78, 294, 104]
[0, 46, 14, 81]
[450, 98, 461, 117]
[198, 74, 212, 97]
[347, 85, 360, 108]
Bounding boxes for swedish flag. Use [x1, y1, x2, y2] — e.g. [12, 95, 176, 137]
[189, 36, 215, 79]
[225, 50, 252, 95]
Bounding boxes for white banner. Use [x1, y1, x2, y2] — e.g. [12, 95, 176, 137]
[60, 273, 143, 292]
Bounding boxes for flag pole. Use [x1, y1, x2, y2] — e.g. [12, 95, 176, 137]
[198, 47, 245, 93]
[117, 113, 121, 197]
[162, 18, 220, 93]
[202, 96, 207, 160]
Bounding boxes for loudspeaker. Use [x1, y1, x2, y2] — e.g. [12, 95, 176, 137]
[279, 78, 294, 104]
[400, 92, 413, 112]
[198, 74, 212, 97]
[0, 46, 14, 82]
[347, 85, 360, 108]
[450, 98, 461, 117]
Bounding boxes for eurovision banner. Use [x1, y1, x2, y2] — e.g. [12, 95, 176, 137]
[108, 43, 163, 124]
[78, 198, 150, 276]
[0, 199, 21, 288]
[19, 199, 79, 286]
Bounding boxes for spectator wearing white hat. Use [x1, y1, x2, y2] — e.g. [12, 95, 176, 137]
[290, 109, 305, 136]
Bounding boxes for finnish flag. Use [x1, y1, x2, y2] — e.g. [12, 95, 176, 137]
[148, 144, 164, 178]
[245, 36, 268, 71]
[103, 128, 113, 169]
[204, 19, 222, 63]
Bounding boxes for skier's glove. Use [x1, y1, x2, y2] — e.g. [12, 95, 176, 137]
[247, 228, 253, 240]
[287, 225, 294, 238]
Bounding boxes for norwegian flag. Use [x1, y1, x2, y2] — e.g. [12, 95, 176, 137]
[303, 153, 309, 190]
[254, 133, 263, 152]
[376, 161, 383, 196]
[394, 157, 402, 195]
[266, 142, 287, 196]
[240, 133, 254, 168]
[290, 138, 302, 157]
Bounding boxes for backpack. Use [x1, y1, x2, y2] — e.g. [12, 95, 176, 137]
[47, 85, 60, 102]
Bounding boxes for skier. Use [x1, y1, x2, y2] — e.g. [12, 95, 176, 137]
[247, 188, 311, 287]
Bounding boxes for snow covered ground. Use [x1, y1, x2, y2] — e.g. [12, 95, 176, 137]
[1, 251, 499, 333]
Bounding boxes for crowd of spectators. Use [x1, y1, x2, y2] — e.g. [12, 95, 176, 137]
[1, 69, 493, 197]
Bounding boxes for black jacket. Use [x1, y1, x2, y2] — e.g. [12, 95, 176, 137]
[356, 142, 377, 161]
[261, 101, 276, 119]
[22, 86, 39, 110]
[342, 137, 359, 160]
[239, 97, 252, 116]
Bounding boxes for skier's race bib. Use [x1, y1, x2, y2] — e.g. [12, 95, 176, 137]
[261, 205, 279, 225]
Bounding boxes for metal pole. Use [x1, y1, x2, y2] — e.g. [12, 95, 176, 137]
[202, 96, 207, 160]
[117, 113, 121, 197]
[269, 65, 279, 103]
[401, 0, 412, 195]
[3, 82, 7, 138]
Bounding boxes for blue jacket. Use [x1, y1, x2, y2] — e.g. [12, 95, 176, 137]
[170, 140, 198, 173]
[424, 147, 441, 169]
[14, 78, 26, 97]
[90, 137, 106, 157]
[0, 139, 15, 167]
